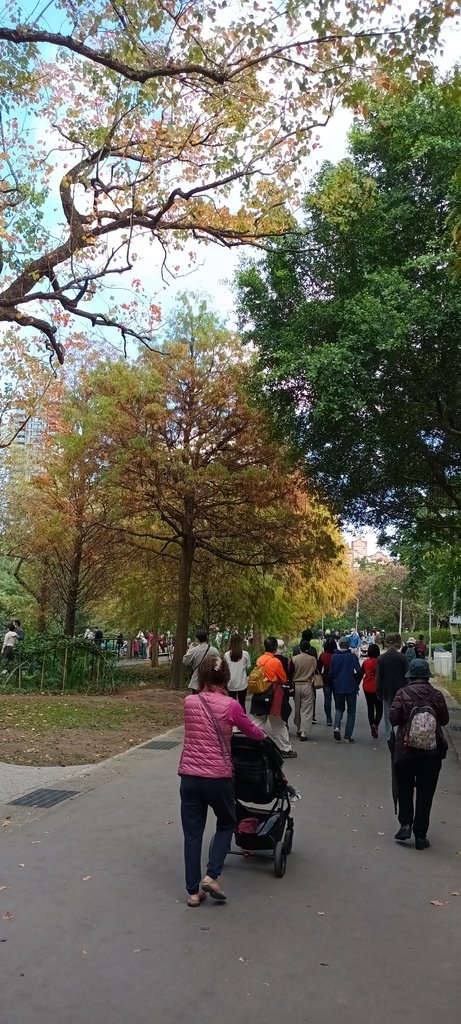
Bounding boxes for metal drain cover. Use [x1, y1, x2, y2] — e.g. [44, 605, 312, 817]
[9, 788, 78, 808]
[142, 740, 180, 751]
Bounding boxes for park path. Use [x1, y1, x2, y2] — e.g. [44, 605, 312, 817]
[1, 696, 461, 1024]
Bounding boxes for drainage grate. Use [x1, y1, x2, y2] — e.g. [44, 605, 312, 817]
[8, 788, 78, 809]
[141, 740, 180, 751]
[448, 725, 461, 732]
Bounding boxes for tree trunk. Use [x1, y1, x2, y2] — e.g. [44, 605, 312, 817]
[151, 598, 160, 668]
[64, 526, 84, 636]
[170, 535, 195, 688]
[252, 626, 263, 652]
[37, 577, 49, 634]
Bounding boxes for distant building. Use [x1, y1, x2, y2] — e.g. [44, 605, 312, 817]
[346, 538, 390, 567]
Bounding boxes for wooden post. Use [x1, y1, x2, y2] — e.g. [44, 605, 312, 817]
[40, 651, 46, 693]
[62, 646, 68, 692]
[18, 660, 22, 690]
[96, 655, 100, 689]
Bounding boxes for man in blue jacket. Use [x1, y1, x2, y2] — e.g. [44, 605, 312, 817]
[331, 637, 363, 743]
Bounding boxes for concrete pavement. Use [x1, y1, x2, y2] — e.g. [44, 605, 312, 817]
[1, 700, 461, 1024]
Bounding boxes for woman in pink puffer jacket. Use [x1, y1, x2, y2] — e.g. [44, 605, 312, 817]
[179, 653, 265, 906]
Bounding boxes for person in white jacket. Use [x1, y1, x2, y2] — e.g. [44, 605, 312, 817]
[224, 634, 250, 708]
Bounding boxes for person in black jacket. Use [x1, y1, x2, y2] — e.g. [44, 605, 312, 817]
[376, 634, 408, 739]
[389, 659, 449, 850]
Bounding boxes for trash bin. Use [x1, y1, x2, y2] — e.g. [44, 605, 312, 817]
[438, 651, 452, 678]
[433, 651, 442, 674]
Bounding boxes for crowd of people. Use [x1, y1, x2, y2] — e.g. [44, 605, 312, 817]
[178, 627, 450, 904]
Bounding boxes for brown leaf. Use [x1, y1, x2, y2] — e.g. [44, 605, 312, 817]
[450, 891, 460, 896]
[2, 912, 15, 920]
[0, 886, 7, 892]
[430, 900, 445, 907]
[82, 875, 92, 881]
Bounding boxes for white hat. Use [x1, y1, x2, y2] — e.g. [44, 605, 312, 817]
[277, 639, 285, 652]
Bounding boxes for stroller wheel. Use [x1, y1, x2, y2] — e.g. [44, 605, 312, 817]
[284, 828, 294, 856]
[274, 839, 287, 878]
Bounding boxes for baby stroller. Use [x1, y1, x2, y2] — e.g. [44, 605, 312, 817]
[230, 733, 294, 878]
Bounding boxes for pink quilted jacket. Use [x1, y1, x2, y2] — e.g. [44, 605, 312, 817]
[179, 691, 265, 778]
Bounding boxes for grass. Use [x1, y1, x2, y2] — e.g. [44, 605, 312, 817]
[0, 694, 181, 732]
[434, 663, 461, 703]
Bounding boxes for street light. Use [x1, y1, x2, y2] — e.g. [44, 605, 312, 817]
[392, 588, 403, 635]
[355, 596, 359, 632]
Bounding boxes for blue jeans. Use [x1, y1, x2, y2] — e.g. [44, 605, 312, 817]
[334, 692, 357, 740]
[323, 683, 333, 724]
[180, 776, 235, 895]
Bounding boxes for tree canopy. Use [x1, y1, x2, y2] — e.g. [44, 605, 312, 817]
[237, 76, 461, 543]
[0, 1, 455, 364]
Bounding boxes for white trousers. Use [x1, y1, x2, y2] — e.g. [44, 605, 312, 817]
[251, 713, 291, 752]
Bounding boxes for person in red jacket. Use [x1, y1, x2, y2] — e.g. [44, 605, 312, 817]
[178, 654, 265, 906]
[361, 642, 382, 739]
[389, 659, 449, 850]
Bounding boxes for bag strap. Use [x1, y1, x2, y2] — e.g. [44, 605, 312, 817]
[195, 644, 210, 669]
[197, 692, 232, 768]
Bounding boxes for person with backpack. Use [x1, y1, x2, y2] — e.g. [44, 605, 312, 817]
[361, 642, 382, 739]
[402, 636, 418, 666]
[183, 629, 220, 692]
[389, 659, 449, 850]
[250, 636, 297, 758]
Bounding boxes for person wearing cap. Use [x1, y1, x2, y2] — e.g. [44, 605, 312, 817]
[376, 634, 408, 739]
[402, 637, 418, 667]
[389, 659, 449, 850]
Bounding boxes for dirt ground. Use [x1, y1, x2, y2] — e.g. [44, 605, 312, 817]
[0, 689, 185, 767]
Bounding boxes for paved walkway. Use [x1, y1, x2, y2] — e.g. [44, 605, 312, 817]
[1, 698, 461, 1024]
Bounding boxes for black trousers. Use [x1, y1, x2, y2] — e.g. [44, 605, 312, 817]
[364, 692, 383, 728]
[180, 776, 236, 895]
[228, 688, 247, 709]
[395, 756, 442, 839]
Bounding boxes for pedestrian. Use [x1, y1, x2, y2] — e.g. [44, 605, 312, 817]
[178, 654, 266, 905]
[292, 629, 317, 657]
[289, 640, 317, 740]
[183, 630, 220, 692]
[93, 627, 103, 647]
[116, 632, 124, 658]
[330, 637, 363, 743]
[402, 637, 418, 667]
[132, 637, 140, 658]
[1, 622, 18, 668]
[390, 659, 449, 850]
[250, 636, 297, 758]
[361, 642, 383, 739]
[275, 639, 293, 742]
[13, 619, 24, 641]
[84, 628, 95, 642]
[376, 634, 408, 738]
[224, 634, 250, 708]
[348, 627, 361, 659]
[318, 637, 337, 726]
[415, 634, 427, 658]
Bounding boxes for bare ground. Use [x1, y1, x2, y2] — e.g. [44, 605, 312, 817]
[0, 689, 184, 767]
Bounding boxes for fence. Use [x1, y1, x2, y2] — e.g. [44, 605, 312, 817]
[1, 636, 115, 693]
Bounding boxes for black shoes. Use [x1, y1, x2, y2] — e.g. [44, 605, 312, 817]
[394, 825, 412, 842]
[415, 837, 430, 850]
[282, 750, 298, 759]
[333, 727, 341, 742]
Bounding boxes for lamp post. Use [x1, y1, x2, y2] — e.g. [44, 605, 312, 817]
[392, 588, 403, 635]
[355, 596, 359, 632]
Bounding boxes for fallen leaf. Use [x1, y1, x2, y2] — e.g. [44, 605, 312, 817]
[0, 886, 7, 892]
[378, 832, 385, 836]
[82, 875, 92, 882]
[320, 963, 329, 967]
[317, 911, 325, 916]
[31, 841, 41, 845]
[2, 912, 15, 920]
[164, 820, 174, 825]
[238, 956, 249, 963]
[450, 891, 460, 896]
[430, 900, 445, 907]
[81, 949, 87, 955]
[18, 864, 24, 868]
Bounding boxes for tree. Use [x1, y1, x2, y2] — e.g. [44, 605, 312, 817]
[91, 298, 341, 684]
[1, 379, 120, 634]
[237, 76, 461, 543]
[344, 560, 423, 634]
[0, 2, 454, 363]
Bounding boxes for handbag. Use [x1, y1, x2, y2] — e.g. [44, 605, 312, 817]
[250, 685, 274, 716]
[312, 671, 324, 690]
